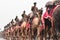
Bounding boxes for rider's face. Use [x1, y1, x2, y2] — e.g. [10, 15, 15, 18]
[46, 7, 51, 14]
[34, 4, 36, 6]
[46, 5, 53, 14]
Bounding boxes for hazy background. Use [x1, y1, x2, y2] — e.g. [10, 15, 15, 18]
[0, 0, 52, 31]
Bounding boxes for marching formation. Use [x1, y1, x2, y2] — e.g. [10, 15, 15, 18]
[4, 0, 60, 40]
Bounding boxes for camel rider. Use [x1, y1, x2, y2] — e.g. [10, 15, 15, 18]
[21, 10, 28, 21]
[15, 16, 20, 23]
[29, 2, 38, 24]
[42, 1, 54, 31]
[21, 10, 26, 18]
[31, 2, 38, 15]
[42, 0, 60, 30]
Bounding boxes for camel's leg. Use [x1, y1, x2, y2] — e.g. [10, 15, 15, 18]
[37, 27, 40, 40]
[40, 30, 44, 40]
[31, 25, 34, 40]
[37, 26, 44, 40]
[52, 28, 58, 40]
[30, 28, 33, 40]
[33, 27, 37, 40]
[18, 29, 21, 40]
[18, 29, 22, 40]
[25, 29, 27, 40]
[21, 30, 24, 40]
[22, 29, 26, 40]
[27, 28, 32, 40]
[12, 32, 15, 40]
[20, 28, 23, 40]
[28, 28, 31, 40]
[26, 29, 30, 40]
[21, 29, 26, 40]
[45, 27, 48, 40]
[48, 29, 51, 40]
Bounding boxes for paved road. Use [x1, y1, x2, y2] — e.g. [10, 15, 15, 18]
[0, 38, 6, 40]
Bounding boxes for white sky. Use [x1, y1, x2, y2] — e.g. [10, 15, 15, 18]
[0, 0, 52, 31]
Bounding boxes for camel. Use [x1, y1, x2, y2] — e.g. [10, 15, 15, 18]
[28, 8, 43, 40]
[52, 4, 60, 40]
[20, 11, 29, 40]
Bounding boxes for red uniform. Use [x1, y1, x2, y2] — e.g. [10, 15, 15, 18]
[42, 11, 49, 24]
[42, 8, 54, 30]
[42, 5, 60, 29]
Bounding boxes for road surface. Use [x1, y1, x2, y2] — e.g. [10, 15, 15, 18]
[0, 38, 6, 40]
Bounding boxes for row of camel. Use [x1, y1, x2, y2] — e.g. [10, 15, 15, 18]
[4, 1, 60, 40]
[4, 6, 60, 40]
[4, 8, 46, 40]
